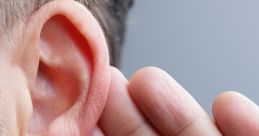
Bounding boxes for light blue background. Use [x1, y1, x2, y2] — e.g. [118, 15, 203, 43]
[122, 0, 259, 114]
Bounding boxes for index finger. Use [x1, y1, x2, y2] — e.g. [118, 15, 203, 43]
[128, 67, 222, 136]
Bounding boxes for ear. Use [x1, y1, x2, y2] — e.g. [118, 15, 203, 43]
[21, 1, 110, 135]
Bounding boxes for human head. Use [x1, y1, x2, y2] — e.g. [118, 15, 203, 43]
[0, 0, 132, 135]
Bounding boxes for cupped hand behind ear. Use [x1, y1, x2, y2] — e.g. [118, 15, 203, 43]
[7, 0, 258, 134]
[95, 66, 259, 136]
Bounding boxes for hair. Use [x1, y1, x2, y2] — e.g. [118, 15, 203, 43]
[0, 0, 133, 67]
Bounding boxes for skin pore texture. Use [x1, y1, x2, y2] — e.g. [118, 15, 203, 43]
[1, 0, 110, 135]
[0, 0, 259, 136]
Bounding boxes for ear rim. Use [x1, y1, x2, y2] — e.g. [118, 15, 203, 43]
[24, 0, 110, 134]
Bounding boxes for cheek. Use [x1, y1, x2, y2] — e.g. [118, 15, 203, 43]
[0, 67, 33, 136]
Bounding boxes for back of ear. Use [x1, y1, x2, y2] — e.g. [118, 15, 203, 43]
[21, 1, 110, 135]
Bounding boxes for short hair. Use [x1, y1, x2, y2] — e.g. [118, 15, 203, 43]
[0, 0, 133, 67]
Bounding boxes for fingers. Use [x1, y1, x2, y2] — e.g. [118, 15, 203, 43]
[92, 127, 104, 136]
[128, 67, 222, 136]
[213, 91, 259, 136]
[99, 67, 158, 136]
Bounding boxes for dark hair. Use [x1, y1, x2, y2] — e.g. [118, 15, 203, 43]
[0, 0, 133, 67]
[83, 0, 133, 67]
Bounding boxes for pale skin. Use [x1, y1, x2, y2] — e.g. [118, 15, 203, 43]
[0, 0, 258, 135]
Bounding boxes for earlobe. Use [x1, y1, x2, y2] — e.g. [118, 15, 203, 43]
[23, 1, 110, 135]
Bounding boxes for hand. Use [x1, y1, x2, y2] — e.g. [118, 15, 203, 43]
[93, 67, 259, 136]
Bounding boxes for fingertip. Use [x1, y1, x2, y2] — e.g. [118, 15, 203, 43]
[108, 66, 128, 95]
[92, 127, 104, 136]
[213, 91, 259, 136]
[128, 67, 221, 135]
[128, 66, 176, 111]
[213, 91, 240, 114]
[129, 66, 171, 83]
[128, 66, 176, 96]
[213, 91, 258, 117]
[110, 66, 127, 83]
[100, 66, 157, 135]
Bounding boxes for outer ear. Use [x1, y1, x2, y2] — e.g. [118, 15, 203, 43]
[22, 1, 110, 135]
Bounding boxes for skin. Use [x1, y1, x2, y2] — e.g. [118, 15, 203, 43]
[98, 67, 259, 136]
[0, 0, 258, 135]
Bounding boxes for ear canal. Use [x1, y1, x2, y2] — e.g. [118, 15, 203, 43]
[28, 15, 93, 135]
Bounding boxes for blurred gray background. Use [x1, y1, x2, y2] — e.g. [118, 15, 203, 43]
[121, 0, 259, 114]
